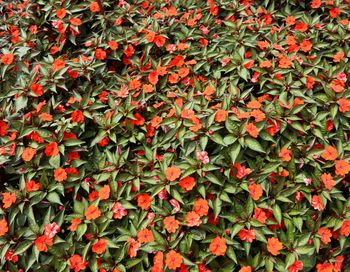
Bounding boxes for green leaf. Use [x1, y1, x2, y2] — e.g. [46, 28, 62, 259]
[244, 137, 265, 153]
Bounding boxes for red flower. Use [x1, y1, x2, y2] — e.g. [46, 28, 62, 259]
[71, 110, 85, 123]
[69, 255, 87, 272]
[288, 261, 303, 272]
[30, 83, 44, 96]
[0, 120, 8, 136]
[35, 235, 53, 252]
[92, 239, 107, 254]
[238, 229, 256, 243]
[95, 48, 107, 60]
[137, 194, 152, 210]
[25, 180, 40, 192]
[1, 53, 14, 65]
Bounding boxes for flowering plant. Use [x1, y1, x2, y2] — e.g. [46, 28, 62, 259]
[0, 0, 349, 271]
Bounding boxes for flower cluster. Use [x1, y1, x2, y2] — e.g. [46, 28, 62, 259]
[0, 0, 349, 271]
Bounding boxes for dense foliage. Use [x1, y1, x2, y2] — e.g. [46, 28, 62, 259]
[0, 0, 350, 271]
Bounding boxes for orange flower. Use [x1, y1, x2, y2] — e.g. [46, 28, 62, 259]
[68, 218, 82, 231]
[128, 238, 140, 258]
[214, 109, 228, 122]
[166, 166, 181, 181]
[321, 173, 335, 190]
[85, 205, 101, 220]
[288, 261, 303, 272]
[108, 40, 118, 50]
[95, 48, 106, 60]
[330, 79, 345, 93]
[56, 8, 66, 19]
[150, 116, 162, 128]
[165, 250, 182, 270]
[151, 251, 164, 272]
[146, 31, 156, 42]
[238, 229, 256, 243]
[70, 17, 82, 26]
[239, 266, 252, 272]
[316, 263, 334, 272]
[52, 59, 65, 71]
[35, 235, 53, 252]
[71, 110, 85, 123]
[311, 195, 324, 211]
[54, 167, 67, 182]
[186, 211, 202, 227]
[193, 198, 209, 217]
[1, 53, 14, 65]
[137, 194, 152, 210]
[338, 98, 350, 113]
[335, 160, 350, 176]
[321, 146, 338, 161]
[254, 208, 267, 223]
[129, 79, 141, 90]
[92, 239, 107, 254]
[21, 147, 36, 162]
[209, 236, 227, 256]
[178, 67, 189, 78]
[45, 142, 59, 157]
[279, 147, 292, 162]
[179, 176, 196, 192]
[278, 56, 292, 68]
[0, 218, 8, 236]
[300, 40, 312, 52]
[69, 254, 87, 272]
[89, 1, 101, 12]
[245, 122, 259, 138]
[2, 192, 16, 209]
[267, 237, 283, 256]
[340, 220, 350, 236]
[318, 228, 331, 244]
[143, 84, 154, 93]
[248, 183, 263, 201]
[333, 51, 345, 63]
[247, 100, 262, 109]
[38, 112, 53, 121]
[164, 217, 179, 233]
[25, 180, 40, 192]
[98, 185, 110, 200]
[137, 228, 154, 243]
[259, 60, 272, 68]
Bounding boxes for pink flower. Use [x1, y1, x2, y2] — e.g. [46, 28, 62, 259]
[196, 151, 210, 164]
[44, 222, 60, 238]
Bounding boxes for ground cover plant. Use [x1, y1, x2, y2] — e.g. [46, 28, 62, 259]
[0, 0, 350, 271]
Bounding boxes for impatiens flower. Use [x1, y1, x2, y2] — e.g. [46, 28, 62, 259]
[0, 120, 8, 136]
[164, 217, 179, 233]
[335, 160, 350, 176]
[151, 251, 164, 272]
[21, 147, 36, 162]
[248, 183, 263, 201]
[2, 192, 16, 209]
[279, 147, 292, 162]
[209, 236, 227, 256]
[329, 7, 341, 18]
[232, 163, 252, 179]
[253, 208, 267, 224]
[196, 151, 210, 164]
[137, 194, 152, 210]
[0, 218, 8, 236]
[165, 250, 182, 270]
[89, 1, 101, 12]
[193, 198, 209, 217]
[71, 110, 84, 123]
[1, 53, 14, 65]
[52, 59, 65, 71]
[54, 167, 67, 182]
[214, 109, 228, 122]
[316, 263, 334, 272]
[245, 122, 259, 138]
[137, 228, 154, 243]
[112, 202, 128, 219]
[95, 48, 106, 60]
[70, 17, 82, 26]
[267, 237, 283, 256]
[186, 211, 202, 227]
[238, 229, 256, 243]
[166, 166, 181, 181]
[333, 256, 344, 272]
[85, 205, 101, 220]
[318, 228, 331, 244]
[35, 235, 53, 252]
[128, 238, 140, 258]
[321, 173, 335, 190]
[69, 255, 87, 272]
[44, 222, 60, 238]
[56, 8, 66, 19]
[98, 185, 110, 200]
[340, 220, 350, 236]
[179, 176, 196, 192]
[288, 261, 303, 272]
[321, 146, 338, 161]
[45, 142, 59, 157]
[239, 267, 252, 272]
[92, 239, 107, 254]
[68, 218, 82, 231]
[311, 195, 325, 211]
[338, 98, 350, 113]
